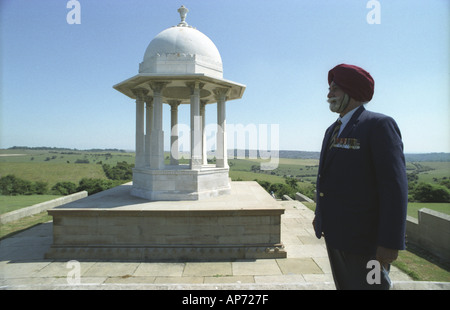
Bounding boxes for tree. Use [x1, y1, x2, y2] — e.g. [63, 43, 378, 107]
[268, 183, 296, 199]
[33, 181, 49, 195]
[285, 177, 298, 189]
[412, 182, 450, 203]
[0, 175, 34, 195]
[52, 182, 78, 195]
[77, 178, 114, 195]
[251, 165, 260, 173]
[102, 161, 134, 181]
[440, 179, 450, 190]
[256, 180, 271, 192]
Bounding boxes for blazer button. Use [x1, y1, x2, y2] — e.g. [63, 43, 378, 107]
[319, 192, 325, 197]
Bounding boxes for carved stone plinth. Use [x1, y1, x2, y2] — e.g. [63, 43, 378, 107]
[46, 181, 286, 261]
[131, 165, 231, 201]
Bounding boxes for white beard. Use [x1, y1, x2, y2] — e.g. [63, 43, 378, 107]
[327, 94, 349, 113]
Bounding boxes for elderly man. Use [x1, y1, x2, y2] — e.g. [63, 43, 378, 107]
[313, 64, 408, 290]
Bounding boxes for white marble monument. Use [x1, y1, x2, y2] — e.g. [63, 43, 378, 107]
[113, 6, 246, 201]
[46, 7, 285, 261]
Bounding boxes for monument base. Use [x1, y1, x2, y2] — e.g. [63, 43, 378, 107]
[46, 181, 286, 261]
[131, 165, 231, 201]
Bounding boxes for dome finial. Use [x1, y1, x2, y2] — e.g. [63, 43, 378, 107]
[177, 5, 189, 27]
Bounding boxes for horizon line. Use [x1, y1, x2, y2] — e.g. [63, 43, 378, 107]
[2, 146, 450, 155]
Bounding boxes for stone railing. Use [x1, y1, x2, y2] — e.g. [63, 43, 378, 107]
[406, 208, 450, 262]
[0, 191, 88, 224]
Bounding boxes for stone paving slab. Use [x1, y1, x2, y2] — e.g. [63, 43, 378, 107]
[1, 200, 444, 290]
[134, 262, 185, 277]
[184, 262, 232, 277]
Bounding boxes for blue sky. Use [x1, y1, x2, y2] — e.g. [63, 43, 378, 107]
[1, 0, 449, 153]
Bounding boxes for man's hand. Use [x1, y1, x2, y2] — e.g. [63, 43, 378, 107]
[312, 217, 324, 237]
[376, 246, 398, 269]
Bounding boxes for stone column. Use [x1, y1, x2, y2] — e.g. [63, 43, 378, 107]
[132, 88, 147, 169]
[187, 82, 204, 169]
[214, 88, 229, 168]
[201, 100, 208, 165]
[149, 81, 169, 170]
[168, 100, 181, 165]
[144, 96, 153, 168]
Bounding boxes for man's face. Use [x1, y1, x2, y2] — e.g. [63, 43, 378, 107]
[327, 82, 349, 113]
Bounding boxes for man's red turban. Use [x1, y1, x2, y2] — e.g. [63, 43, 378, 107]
[328, 64, 375, 102]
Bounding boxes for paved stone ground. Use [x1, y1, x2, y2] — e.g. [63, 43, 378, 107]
[1, 200, 448, 290]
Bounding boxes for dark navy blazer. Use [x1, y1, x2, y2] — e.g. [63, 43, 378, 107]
[314, 105, 408, 254]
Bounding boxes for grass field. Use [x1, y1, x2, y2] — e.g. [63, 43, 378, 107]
[0, 162, 106, 188]
[407, 161, 450, 183]
[0, 195, 62, 214]
[407, 202, 450, 217]
[0, 150, 134, 188]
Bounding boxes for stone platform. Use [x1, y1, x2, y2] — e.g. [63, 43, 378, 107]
[45, 181, 286, 261]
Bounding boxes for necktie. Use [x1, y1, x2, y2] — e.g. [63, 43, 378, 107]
[328, 120, 342, 150]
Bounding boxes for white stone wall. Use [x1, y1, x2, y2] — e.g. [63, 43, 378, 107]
[406, 208, 450, 262]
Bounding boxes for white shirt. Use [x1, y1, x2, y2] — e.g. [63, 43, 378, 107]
[337, 106, 360, 137]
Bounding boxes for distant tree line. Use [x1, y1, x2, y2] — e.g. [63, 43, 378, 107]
[8, 146, 127, 152]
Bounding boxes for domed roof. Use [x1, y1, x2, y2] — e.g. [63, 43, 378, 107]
[139, 6, 223, 78]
